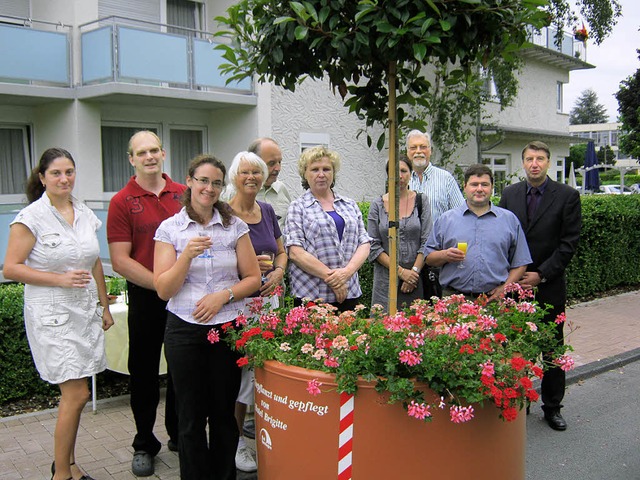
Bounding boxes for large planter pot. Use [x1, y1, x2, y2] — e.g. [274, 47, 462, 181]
[254, 360, 525, 479]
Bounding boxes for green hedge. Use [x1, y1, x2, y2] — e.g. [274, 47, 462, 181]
[1, 195, 639, 405]
[0, 284, 56, 403]
[565, 195, 640, 297]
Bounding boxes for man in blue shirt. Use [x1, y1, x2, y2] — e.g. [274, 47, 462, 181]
[424, 164, 531, 302]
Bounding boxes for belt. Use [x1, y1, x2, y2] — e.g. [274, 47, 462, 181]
[442, 287, 489, 298]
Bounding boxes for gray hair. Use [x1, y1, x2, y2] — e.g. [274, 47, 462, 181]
[405, 129, 432, 151]
[247, 137, 279, 157]
[227, 151, 269, 190]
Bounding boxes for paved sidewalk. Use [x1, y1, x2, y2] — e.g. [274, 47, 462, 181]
[1, 291, 639, 479]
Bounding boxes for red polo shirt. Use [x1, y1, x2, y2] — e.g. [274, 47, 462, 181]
[107, 174, 186, 272]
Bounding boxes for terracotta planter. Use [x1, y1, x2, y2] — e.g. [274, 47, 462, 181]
[254, 360, 525, 479]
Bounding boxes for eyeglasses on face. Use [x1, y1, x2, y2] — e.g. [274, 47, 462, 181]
[192, 176, 224, 189]
[408, 144, 431, 151]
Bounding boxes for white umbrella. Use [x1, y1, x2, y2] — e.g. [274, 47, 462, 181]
[568, 162, 577, 188]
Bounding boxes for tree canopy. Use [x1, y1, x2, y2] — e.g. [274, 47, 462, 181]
[570, 88, 609, 125]
[615, 51, 640, 160]
[216, 0, 548, 142]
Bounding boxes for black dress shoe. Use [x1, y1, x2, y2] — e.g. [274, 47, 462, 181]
[544, 411, 567, 431]
[168, 439, 178, 452]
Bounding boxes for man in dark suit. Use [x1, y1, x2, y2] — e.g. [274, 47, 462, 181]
[499, 141, 581, 431]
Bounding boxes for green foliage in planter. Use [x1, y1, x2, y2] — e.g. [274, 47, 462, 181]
[566, 195, 640, 298]
[106, 275, 127, 296]
[0, 283, 56, 403]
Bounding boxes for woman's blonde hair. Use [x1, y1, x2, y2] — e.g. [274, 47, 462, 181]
[297, 145, 340, 190]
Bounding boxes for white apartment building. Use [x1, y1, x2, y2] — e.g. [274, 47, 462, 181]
[1, 0, 592, 267]
[569, 122, 639, 170]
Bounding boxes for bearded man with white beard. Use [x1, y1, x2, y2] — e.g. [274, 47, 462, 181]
[406, 130, 464, 300]
[406, 130, 464, 222]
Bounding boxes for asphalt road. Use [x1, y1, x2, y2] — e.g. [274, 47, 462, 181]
[526, 360, 640, 480]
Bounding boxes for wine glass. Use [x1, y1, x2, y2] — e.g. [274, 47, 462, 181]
[260, 251, 275, 282]
[457, 242, 467, 269]
[197, 229, 213, 258]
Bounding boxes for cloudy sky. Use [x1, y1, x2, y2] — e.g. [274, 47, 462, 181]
[563, 0, 640, 122]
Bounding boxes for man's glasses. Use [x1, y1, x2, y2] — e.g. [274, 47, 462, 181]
[193, 177, 224, 189]
[408, 144, 431, 151]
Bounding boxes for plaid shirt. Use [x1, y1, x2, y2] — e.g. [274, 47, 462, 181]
[285, 190, 371, 302]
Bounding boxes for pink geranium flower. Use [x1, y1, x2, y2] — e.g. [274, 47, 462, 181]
[399, 349, 423, 366]
[306, 379, 322, 396]
[450, 405, 474, 423]
[407, 401, 431, 420]
[553, 354, 575, 372]
[207, 329, 220, 344]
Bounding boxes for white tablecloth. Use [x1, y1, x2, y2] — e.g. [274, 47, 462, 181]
[105, 295, 167, 375]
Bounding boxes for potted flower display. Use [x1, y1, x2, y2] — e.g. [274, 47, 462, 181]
[574, 24, 589, 42]
[213, 284, 573, 479]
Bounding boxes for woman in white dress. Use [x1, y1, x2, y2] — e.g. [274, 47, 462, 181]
[3, 148, 114, 480]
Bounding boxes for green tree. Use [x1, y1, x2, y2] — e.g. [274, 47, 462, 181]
[566, 143, 587, 175]
[615, 51, 640, 160]
[215, 0, 620, 311]
[597, 145, 616, 165]
[570, 88, 609, 124]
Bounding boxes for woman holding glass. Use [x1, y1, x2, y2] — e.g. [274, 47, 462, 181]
[285, 145, 370, 311]
[368, 156, 432, 311]
[227, 151, 287, 472]
[153, 154, 261, 479]
[3, 148, 113, 480]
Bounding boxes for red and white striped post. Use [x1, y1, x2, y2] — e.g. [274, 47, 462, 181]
[338, 391, 354, 479]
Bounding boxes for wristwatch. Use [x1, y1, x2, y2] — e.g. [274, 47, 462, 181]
[411, 266, 420, 273]
[227, 288, 235, 303]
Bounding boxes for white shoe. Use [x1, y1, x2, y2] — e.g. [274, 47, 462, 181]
[235, 444, 257, 472]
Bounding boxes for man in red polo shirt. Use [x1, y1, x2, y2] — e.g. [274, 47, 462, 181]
[107, 131, 185, 477]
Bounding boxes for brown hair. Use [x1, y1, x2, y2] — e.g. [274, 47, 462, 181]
[464, 164, 494, 185]
[521, 141, 550, 161]
[181, 154, 233, 227]
[26, 147, 75, 204]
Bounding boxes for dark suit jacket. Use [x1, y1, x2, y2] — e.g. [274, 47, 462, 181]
[499, 177, 581, 309]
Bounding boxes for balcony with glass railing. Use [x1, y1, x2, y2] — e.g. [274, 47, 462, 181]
[0, 16, 72, 93]
[79, 16, 253, 102]
[523, 26, 591, 70]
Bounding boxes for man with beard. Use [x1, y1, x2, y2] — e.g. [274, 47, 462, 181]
[406, 130, 464, 221]
[406, 130, 464, 299]
[424, 164, 530, 302]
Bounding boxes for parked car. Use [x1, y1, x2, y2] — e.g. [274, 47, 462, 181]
[599, 185, 635, 194]
[630, 184, 640, 193]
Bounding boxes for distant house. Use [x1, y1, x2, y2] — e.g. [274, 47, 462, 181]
[0, 0, 593, 267]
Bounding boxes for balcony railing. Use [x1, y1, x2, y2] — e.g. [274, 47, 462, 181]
[0, 16, 71, 86]
[80, 17, 252, 93]
[527, 26, 587, 62]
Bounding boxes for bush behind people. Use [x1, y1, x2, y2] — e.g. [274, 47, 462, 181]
[1, 194, 639, 405]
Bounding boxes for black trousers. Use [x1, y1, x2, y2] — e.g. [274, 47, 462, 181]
[127, 282, 178, 455]
[165, 312, 241, 480]
[540, 303, 566, 411]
